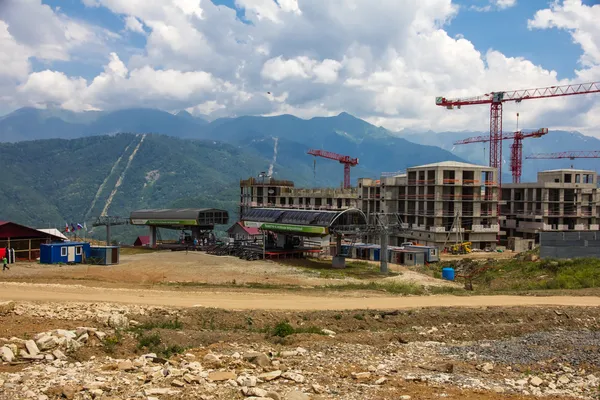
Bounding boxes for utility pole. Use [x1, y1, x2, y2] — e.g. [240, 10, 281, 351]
[92, 216, 129, 245]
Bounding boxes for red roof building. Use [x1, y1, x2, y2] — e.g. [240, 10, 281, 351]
[227, 222, 261, 240]
[0, 221, 66, 260]
[133, 236, 150, 247]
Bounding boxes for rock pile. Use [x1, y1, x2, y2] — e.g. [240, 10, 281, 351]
[1, 326, 105, 364]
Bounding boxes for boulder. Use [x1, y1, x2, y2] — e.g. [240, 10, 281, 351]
[25, 340, 40, 356]
[322, 329, 336, 336]
[171, 379, 185, 387]
[107, 314, 129, 329]
[0, 346, 15, 362]
[36, 336, 59, 351]
[52, 349, 67, 360]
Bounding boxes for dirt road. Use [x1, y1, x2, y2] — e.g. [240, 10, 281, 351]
[1, 282, 599, 310]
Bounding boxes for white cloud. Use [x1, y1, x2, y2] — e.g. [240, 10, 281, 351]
[495, 0, 516, 10]
[1, 0, 600, 138]
[529, 0, 600, 67]
[470, 0, 517, 12]
[124, 16, 145, 34]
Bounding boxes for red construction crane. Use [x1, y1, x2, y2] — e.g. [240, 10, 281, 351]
[526, 151, 600, 160]
[307, 149, 359, 189]
[436, 81, 600, 186]
[454, 128, 549, 183]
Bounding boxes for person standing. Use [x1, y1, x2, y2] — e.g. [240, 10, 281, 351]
[2, 255, 8, 271]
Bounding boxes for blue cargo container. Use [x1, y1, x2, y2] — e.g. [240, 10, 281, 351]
[40, 242, 91, 264]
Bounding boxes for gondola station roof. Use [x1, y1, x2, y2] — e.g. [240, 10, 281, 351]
[241, 208, 367, 237]
[130, 208, 229, 229]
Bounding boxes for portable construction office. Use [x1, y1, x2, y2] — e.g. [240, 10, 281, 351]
[89, 246, 120, 265]
[40, 242, 91, 264]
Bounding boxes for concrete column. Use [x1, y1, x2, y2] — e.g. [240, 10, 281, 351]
[149, 226, 157, 248]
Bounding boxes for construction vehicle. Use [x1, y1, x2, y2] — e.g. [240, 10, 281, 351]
[450, 242, 472, 255]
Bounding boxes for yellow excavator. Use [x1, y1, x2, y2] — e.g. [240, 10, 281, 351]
[450, 242, 472, 255]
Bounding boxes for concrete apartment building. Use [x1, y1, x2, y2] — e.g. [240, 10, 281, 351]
[501, 169, 599, 241]
[358, 161, 499, 249]
[240, 161, 499, 250]
[239, 177, 357, 218]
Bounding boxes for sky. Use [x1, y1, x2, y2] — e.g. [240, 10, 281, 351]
[0, 0, 599, 137]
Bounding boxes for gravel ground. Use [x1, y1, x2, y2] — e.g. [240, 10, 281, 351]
[442, 330, 600, 369]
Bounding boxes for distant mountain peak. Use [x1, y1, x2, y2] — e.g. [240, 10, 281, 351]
[176, 110, 194, 118]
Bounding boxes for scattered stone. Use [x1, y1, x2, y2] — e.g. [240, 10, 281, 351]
[0, 346, 15, 362]
[208, 371, 237, 382]
[399, 396, 412, 400]
[55, 329, 77, 339]
[557, 375, 570, 385]
[375, 377, 387, 385]
[259, 370, 282, 382]
[52, 349, 67, 360]
[118, 360, 134, 371]
[108, 314, 129, 329]
[311, 384, 324, 394]
[322, 329, 336, 336]
[238, 375, 258, 387]
[282, 371, 305, 383]
[25, 340, 40, 356]
[419, 363, 453, 374]
[529, 376, 543, 387]
[204, 353, 220, 362]
[477, 363, 494, 374]
[171, 379, 185, 387]
[266, 392, 281, 400]
[351, 372, 371, 380]
[244, 352, 271, 368]
[0, 301, 15, 315]
[89, 388, 103, 398]
[36, 335, 58, 351]
[77, 332, 89, 343]
[285, 391, 309, 400]
[242, 387, 268, 397]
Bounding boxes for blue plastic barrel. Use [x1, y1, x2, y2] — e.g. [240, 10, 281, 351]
[442, 267, 455, 281]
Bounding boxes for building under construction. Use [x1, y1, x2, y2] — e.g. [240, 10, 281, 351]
[358, 161, 499, 250]
[501, 169, 599, 242]
[241, 161, 499, 250]
[239, 177, 357, 218]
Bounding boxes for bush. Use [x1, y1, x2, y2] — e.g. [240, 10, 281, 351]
[272, 321, 295, 337]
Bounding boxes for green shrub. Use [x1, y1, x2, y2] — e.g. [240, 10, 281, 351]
[272, 321, 295, 337]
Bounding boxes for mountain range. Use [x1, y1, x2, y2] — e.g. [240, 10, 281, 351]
[0, 108, 468, 242]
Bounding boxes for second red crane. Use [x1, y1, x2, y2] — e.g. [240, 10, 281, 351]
[454, 128, 548, 184]
[307, 149, 359, 189]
